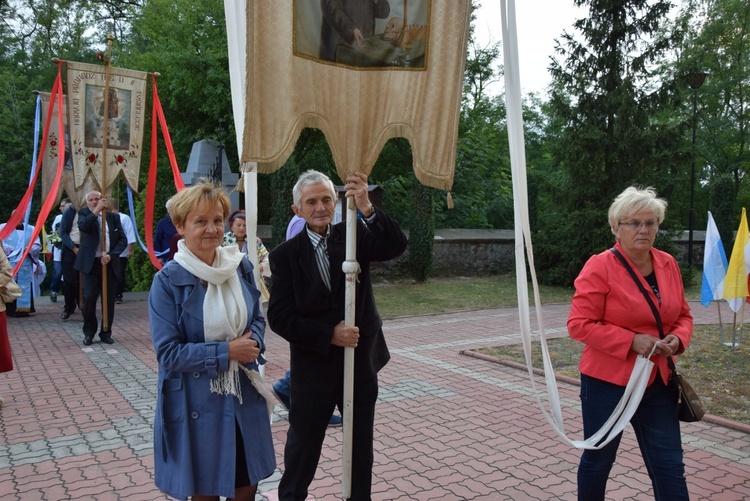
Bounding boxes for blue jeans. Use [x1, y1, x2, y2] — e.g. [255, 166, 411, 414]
[51, 260, 63, 293]
[275, 370, 291, 395]
[578, 373, 689, 501]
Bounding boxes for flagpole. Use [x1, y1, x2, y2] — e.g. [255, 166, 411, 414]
[735, 301, 745, 347]
[100, 33, 114, 332]
[341, 195, 357, 499]
[717, 301, 724, 343]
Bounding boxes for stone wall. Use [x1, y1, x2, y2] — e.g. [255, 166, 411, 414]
[259, 226, 706, 277]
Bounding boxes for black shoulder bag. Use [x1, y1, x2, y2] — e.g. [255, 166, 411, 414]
[610, 248, 705, 422]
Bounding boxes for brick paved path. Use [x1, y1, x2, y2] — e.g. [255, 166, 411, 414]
[0, 293, 748, 500]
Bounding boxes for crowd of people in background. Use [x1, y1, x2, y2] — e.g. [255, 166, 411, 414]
[0, 193, 169, 336]
[0, 191, 277, 336]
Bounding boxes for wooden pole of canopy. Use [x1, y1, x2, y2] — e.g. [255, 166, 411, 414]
[100, 33, 114, 332]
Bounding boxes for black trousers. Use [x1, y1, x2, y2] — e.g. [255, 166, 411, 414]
[278, 377, 378, 501]
[116, 256, 129, 297]
[81, 259, 117, 339]
[61, 247, 80, 314]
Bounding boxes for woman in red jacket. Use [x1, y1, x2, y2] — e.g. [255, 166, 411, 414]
[568, 186, 693, 501]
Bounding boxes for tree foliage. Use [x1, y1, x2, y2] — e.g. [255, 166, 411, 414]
[671, 0, 750, 236]
[270, 159, 299, 249]
[537, 0, 688, 285]
[709, 172, 735, 257]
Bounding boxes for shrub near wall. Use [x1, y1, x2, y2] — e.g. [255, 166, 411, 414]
[407, 177, 434, 282]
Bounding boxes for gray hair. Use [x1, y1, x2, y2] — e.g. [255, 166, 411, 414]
[292, 170, 337, 208]
[608, 186, 667, 230]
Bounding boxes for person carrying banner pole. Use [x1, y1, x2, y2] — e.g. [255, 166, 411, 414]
[75, 191, 126, 345]
[267, 170, 406, 500]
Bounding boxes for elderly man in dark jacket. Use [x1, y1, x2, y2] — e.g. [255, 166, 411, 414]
[75, 191, 126, 345]
[268, 169, 406, 500]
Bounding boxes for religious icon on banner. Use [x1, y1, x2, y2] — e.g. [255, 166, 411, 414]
[294, 0, 429, 69]
[66, 61, 148, 194]
[85, 86, 131, 149]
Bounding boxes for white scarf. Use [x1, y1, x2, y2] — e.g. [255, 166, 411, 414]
[174, 240, 248, 401]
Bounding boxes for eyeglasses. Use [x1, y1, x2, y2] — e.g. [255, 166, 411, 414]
[619, 220, 659, 230]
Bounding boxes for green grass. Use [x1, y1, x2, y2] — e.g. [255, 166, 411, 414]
[477, 326, 750, 426]
[373, 273, 575, 319]
[373, 271, 701, 320]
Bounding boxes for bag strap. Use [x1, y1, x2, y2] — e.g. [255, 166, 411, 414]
[610, 247, 677, 373]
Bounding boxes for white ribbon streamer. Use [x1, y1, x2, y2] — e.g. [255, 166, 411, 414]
[500, 0, 654, 449]
[225, 0, 265, 377]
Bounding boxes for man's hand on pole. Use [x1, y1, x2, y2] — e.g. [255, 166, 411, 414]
[344, 172, 374, 217]
[332, 320, 359, 348]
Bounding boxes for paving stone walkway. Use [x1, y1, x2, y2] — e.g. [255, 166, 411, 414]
[0, 292, 748, 500]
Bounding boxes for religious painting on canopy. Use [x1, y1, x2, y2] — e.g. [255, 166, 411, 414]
[294, 0, 430, 69]
[236, 0, 469, 190]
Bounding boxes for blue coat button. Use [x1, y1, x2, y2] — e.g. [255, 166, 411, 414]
[191, 411, 199, 419]
[193, 372, 200, 378]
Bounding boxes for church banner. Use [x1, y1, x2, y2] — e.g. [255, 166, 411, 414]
[40, 92, 98, 208]
[233, 0, 471, 190]
[66, 61, 148, 195]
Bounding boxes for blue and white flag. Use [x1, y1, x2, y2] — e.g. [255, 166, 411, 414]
[701, 211, 728, 306]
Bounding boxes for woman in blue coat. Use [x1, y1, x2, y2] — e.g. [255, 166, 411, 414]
[148, 180, 275, 500]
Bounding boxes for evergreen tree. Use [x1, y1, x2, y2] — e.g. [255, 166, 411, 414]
[537, 0, 685, 285]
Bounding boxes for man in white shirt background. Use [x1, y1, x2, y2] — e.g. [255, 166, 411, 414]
[109, 199, 136, 304]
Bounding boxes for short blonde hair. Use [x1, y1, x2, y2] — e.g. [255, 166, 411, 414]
[169, 179, 231, 227]
[608, 186, 667, 230]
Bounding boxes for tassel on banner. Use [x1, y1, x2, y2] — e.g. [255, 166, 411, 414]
[446, 192, 454, 209]
[234, 171, 245, 193]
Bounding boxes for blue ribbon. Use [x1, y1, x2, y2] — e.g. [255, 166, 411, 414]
[14, 94, 43, 258]
[127, 185, 169, 257]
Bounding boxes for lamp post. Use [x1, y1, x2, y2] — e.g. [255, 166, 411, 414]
[686, 71, 706, 267]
